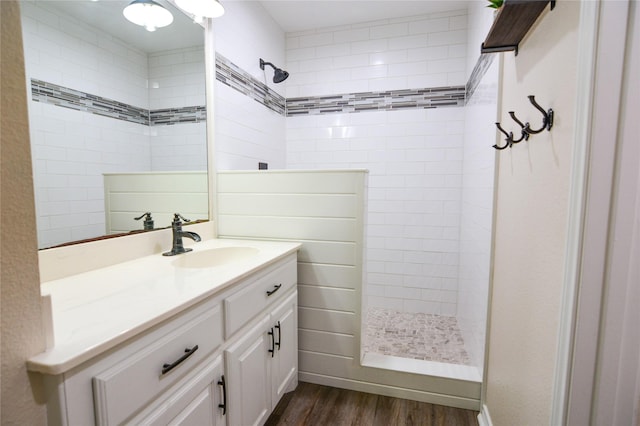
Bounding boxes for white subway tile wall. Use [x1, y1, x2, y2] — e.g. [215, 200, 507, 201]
[287, 107, 465, 315]
[213, 1, 288, 170]
[149, 47, 206, 110]
[29, 102, 151, 248]
[285, 10, 468, 316]
[214, 1, 286, 87]
[285, 9, 467, 99]
[215, 82, 286, 170]
[150, 123, 207, 171]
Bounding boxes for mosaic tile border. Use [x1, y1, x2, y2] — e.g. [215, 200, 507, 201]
[465, 53, 496, 102]
[150, 106, 206, 125]
[286, 86, 465, 116]
[34, 53, 494, 123]
[215, 53, 286, 116]
[31, 79, 206, 126]
[31, 79, 150, 125]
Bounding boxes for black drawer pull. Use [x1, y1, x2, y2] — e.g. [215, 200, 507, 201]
[268, 328, 275, 358]
[266, 284, 282, 296]
[218, 375, 227, 415]
[161, 345, 198, 375]
[274, 321, 281, 350]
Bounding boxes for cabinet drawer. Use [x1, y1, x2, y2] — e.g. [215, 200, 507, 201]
[224, 258, 296, 338]
[127, 353, 224, 426]
[93, 300, 223, 426]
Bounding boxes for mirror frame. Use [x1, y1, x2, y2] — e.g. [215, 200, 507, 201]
[204, 18, 217, 239]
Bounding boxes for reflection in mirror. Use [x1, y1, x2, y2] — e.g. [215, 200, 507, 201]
[20, 0, 208, 249]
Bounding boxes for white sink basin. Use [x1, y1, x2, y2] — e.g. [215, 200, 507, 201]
[172, 247, 259, 269]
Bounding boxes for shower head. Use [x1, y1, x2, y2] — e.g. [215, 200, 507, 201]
[273, 67, 289, 83]
[260, 58, 289, 84]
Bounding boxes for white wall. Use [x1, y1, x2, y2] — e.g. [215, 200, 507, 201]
[285, 10, 468, 316]
[212, 1, 287, 170]
[457, 2, 498, 374]
[484, 1, 580, 424]
[1, 2, 47, 423]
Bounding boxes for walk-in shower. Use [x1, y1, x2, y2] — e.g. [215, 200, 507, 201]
[357, 52, 500, 381]
[282, 4, 500, 385]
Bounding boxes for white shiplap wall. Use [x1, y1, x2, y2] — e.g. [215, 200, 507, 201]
[217, 170, 480, 409]
[104, 172, 208, 234]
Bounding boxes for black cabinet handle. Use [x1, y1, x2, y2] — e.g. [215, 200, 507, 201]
[274, 321, 281, 350]
[217, 375, 226, 415]
[266, 284, 282, 296]
[161, 345, 198, 375]
[268, 328, 275, 358]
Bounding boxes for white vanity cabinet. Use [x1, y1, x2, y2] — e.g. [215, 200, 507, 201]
[36, 250, 299, 426]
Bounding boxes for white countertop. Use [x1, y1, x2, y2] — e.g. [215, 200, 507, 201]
[27, 238, 300, 375]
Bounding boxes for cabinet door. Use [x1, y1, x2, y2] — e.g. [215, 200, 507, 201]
[270, 292, 298, 408]
[225, 315, 271, 426]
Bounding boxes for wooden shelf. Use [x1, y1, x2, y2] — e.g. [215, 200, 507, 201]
[481, 0, 555, 55]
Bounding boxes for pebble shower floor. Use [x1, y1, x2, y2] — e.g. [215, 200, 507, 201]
[364, 307, 471, 365]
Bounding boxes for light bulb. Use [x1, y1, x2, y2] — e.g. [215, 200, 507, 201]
[123, 0, 174, 31]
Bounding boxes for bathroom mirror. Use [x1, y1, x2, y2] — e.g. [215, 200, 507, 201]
[21, 0, 208, 249]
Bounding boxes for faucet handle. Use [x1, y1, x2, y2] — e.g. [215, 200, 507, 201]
[134, 212, 152, 221]
[134, 212, 154, 230]
[173, 213, 191, 223]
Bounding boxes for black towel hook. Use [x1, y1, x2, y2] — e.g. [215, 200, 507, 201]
[493, 122, 513, 150]
[523, 95, 554, 134]
[508, 111, 530, 142]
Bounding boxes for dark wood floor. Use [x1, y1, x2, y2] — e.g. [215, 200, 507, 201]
[265, 382, 479, 426]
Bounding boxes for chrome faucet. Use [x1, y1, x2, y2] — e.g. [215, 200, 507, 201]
[162, 213, 201, 256]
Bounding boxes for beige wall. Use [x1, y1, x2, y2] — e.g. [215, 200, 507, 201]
[1, 1, 47, 424]
[484, 1, 580, 424]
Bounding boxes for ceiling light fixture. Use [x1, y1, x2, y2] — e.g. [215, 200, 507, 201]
[123, 0, 174, 32]
[175, 0, 225, 23]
